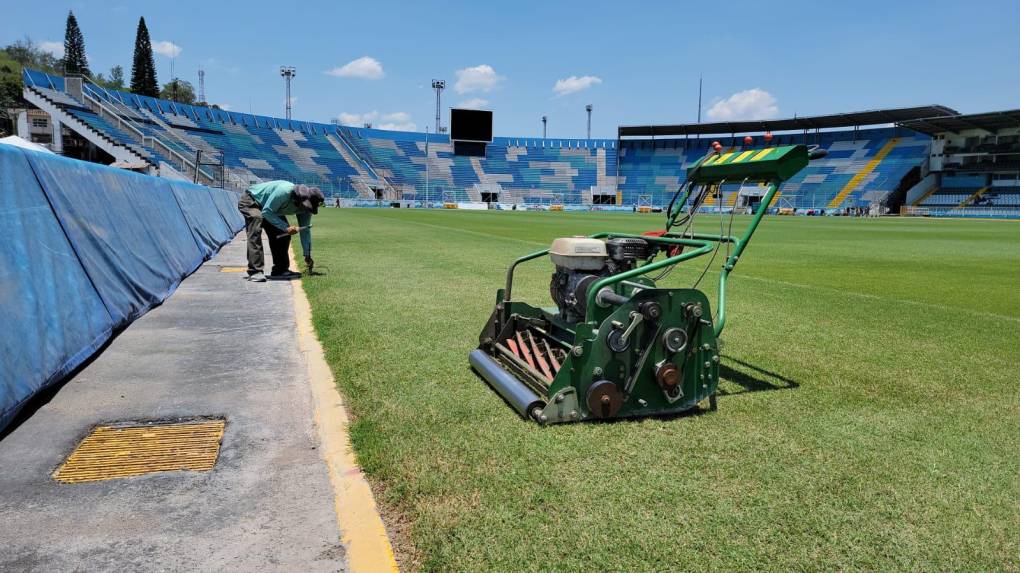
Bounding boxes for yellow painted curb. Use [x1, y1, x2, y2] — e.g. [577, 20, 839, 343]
[290, 253, 400, 572]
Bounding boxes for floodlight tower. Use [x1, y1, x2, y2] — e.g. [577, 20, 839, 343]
[542, 115, 547, 139]
[432, 79, 445, 133]
[585, 104, 593, 139]
[280, 66, 296, 120]
[197, 69, 206, 104]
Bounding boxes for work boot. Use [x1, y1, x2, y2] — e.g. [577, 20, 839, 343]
[267, 270, 301, 281]
[248, 272, 267, 282]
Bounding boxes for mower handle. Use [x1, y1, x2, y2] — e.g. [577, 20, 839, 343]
[665, 144, 826, 229]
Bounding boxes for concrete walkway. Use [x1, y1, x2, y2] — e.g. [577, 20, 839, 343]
[0, 237, 346, 572]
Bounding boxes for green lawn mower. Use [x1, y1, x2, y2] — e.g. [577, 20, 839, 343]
[470, 143, 826, 424]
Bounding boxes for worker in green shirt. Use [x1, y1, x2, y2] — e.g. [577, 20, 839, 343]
[237, 180, 324, 281]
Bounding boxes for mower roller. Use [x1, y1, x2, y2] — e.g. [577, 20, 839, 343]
[470, 144, 826, 424]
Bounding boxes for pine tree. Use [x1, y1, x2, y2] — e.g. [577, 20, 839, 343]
[130, 17, 159, 97]
[63, 11, 90, 77]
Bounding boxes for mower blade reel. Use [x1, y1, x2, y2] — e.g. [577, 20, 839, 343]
[542, 339, 560, 373]
[469, 349, 544, 419]
[526, 332, 554, 381]
[515, 331, 537, 370]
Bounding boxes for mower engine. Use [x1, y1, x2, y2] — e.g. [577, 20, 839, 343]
[549, 237, 651, 323]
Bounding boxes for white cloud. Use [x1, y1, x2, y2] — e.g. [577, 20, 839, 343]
[325, 56, 384, 80]
[705, 88, 779, 121]
[457, 98, 489, 110]
[377, 121, 417, 131]
[152, 40, 182, 59]
[339, 111, 416, 131]
[381, 111, 411, 123]
[339, 111, 373, 125]
[552, 75, 602, 97]
[39, 41, 64, 58]
[454, 64, 503, 94]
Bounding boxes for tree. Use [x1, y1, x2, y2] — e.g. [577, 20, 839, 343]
[4, 38, 61, 73]
[160, 79, 195, 104]
[62, 11, 90, 77]
[1, 39, 64, 133]
[93, 66, 126, 90]
[109, 65, 125, 89]
[0, 50, 22, 132]
[130, 17, 158, 97]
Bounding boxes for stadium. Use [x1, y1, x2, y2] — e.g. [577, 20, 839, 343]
[15, 67, 1020, 218]
[1, 3, 1018, 572]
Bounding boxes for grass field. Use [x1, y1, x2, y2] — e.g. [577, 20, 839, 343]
[299, 209, 1019, 572]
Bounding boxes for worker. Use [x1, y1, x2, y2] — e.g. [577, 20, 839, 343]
[236, 180, 324, 282]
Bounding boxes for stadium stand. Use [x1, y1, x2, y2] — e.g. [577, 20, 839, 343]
[23, 69, 951, 212]
[617, 129, 931, 210]
[898, 110, 1020, 218]
[342, 127, 616, 204]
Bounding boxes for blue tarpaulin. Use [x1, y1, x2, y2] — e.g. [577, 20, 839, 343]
[169, 181, 234, 254]
[1, 145, 240, 430]
[208, 186, 244, 231]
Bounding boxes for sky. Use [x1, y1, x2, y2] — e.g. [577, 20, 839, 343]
[3, 0, 1019, 139]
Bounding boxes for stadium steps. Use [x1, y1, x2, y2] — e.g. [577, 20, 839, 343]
[958, 186, 989, 207]
[325, 134, 372, 180]
[827, 138, 900, 208]
[75, 84, 219, 185]
[329, 129, 394, 194]
[912, 184, 940, 206]
[702, 183, 739, 207]
[466, 158, 486, 201]
[87, 82, 206, 165]
[702, 186, 723, 207]
[23, 85, 151, 167]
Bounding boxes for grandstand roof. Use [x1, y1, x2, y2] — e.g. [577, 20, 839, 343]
[898, 109, 1020, 135]
[618, 105, 959, 137]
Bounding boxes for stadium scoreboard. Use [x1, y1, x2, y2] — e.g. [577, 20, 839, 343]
[451, 108, 492, 156]
[451, 108, 493, 142]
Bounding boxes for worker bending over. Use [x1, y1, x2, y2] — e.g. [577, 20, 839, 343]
[237, 180, 324, 282]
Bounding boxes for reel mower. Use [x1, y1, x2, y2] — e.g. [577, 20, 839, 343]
[470, 143, 826, 424]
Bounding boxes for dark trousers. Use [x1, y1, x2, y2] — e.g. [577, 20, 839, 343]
[237, 191, 291, 275]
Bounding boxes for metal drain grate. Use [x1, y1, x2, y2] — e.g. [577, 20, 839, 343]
[53, 420, 225, 484]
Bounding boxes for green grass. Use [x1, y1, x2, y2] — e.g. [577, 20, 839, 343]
[299, 209, 1019, 572]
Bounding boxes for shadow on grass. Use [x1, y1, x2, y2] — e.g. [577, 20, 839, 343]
[717, 355, 799, 396]
[301, 264, 330, 277]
